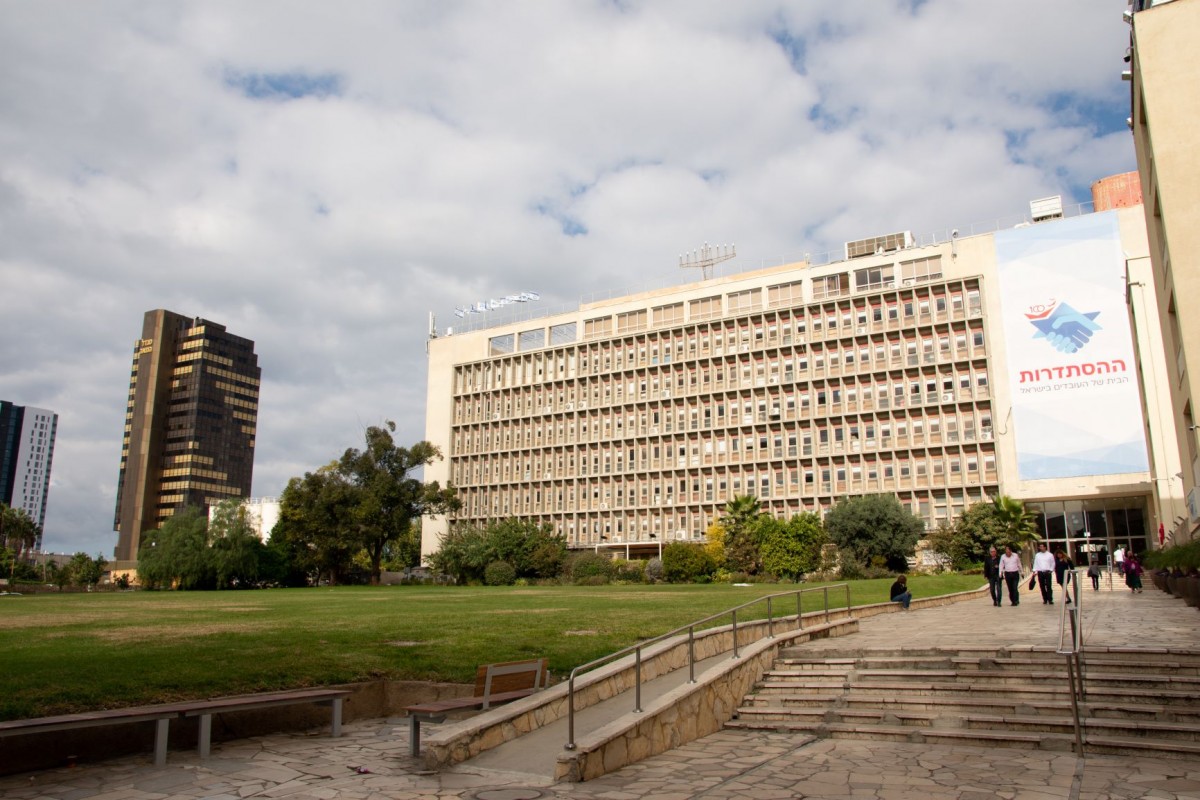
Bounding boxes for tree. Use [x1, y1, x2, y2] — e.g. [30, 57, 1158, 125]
[336, 423, 461, 585]
[721, 495, 765, 575]
[208, 499, 265, 588]
[275, 465, 359, 585]
[0, 504, 40, 566]
[704, 521, 727, 568]
[137, 507, 212, 589]
[825, 494, 924, 573]
[992, 495, 1039, 551]
[926, 502, 1007, 569]
[428, 525, 489, 583]
[64, 552, 108, 588]
[760, 512, 827, 581]
[381, 521, 423, 572]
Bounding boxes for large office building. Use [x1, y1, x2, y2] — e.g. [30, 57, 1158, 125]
[0, 400, 58, 546]
[423, 200, 1180, 566]
[1127, 0, 1200, 542]
[113, 310, 261, 565]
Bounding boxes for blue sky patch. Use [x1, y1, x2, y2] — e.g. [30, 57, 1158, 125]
[768, 24, 806, 75]
[224, 69, 343, 101]
[533, 200, 588, 237]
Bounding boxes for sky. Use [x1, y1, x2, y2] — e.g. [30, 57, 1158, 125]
[0, 1, 1137, 558]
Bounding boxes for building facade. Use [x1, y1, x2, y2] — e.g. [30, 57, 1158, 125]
[0, 400, 58, 546]
[1128, 0, 1200, 542]
[423, 204, 1175, 567]
[113, 310, 261, 565]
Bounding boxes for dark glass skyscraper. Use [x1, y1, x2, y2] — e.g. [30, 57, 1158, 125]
[113, 310, 260, 564]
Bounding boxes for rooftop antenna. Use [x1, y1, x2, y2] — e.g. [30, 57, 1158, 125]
[679, 242, 735, 281]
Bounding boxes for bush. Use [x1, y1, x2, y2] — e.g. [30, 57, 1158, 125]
[574, 574, 611, 586]
[612, 559, 646, 583]
[483, 560, 517, 586]
[645, 558, 663, 582]
[662, 542, 716, 583]
[565, 551, 615, 580]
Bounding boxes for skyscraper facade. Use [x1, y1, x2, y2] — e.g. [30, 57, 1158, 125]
[423, 202, 1178, 567]
[113, 310, 261, 564]
[0, 400, 58, 547]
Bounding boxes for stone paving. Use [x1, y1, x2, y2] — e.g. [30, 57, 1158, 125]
[3, 578, 1200, 800]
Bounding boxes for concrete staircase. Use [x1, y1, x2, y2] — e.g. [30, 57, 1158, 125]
[726, 645, 1200, 758]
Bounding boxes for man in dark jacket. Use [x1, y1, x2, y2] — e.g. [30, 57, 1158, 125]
[983, 546, 1003, 607]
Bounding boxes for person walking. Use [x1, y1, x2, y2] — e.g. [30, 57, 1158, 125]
[1087, 558, 1102, 591]
[1124, 551, 1144, 593]
[1114, 545, 1126, 577]
[1033, 542, 1056, 604]
[983, 546, 1003, 607]
[999, 545, 1022, 606]
[1054, 549, 1075, 604]
[890, 574, 912, 610]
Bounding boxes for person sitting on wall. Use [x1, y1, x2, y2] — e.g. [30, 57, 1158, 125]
[890, 574, 912, 610]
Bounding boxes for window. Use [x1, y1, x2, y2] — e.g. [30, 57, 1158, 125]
[767, 281, 804, 308]
[652, 302, 684, 327]
[728, 289, 760, 313]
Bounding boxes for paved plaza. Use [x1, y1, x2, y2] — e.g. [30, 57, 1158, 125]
[3, 580, 1200, 800]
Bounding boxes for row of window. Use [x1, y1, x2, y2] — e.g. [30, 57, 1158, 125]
[454, 485, 997, 542]
[454, 441, 998, 488]
[452, 389, 993, 455]
[466, 281, 984, 394]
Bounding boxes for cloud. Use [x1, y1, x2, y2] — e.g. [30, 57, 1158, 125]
[0, 0, 1137, 556]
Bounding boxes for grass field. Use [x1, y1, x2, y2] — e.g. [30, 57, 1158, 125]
[0, 574, 982, 720]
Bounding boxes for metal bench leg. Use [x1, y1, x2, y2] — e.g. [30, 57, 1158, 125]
[409, 715, 421, 757]
[330, 698, 343, 738]
[154, 718, 170, 766]
[198, 713, 212, 759]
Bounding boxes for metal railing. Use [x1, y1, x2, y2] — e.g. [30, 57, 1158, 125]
[563, 583, 852, 750]
[1056, 568, 1086, 755]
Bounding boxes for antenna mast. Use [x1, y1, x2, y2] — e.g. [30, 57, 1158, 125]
[679, 242, 736, 281]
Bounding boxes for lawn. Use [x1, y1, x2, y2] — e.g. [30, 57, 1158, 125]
[0, 574, 982, 720]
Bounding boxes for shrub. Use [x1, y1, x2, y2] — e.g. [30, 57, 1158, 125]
[574, 574, 610, 586]
[565, 551, 615, 580]
[662, 542, 716, 583]
[645, 558, 664, 582]
[613, 559, 646, 583]
[483, 560, 517, 586]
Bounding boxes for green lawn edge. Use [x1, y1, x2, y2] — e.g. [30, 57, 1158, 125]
[0, 575, 981, 720]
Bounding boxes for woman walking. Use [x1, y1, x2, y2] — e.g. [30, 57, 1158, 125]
[1125, 551, 1144, 593]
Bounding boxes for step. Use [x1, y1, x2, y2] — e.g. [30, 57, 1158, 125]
[965, 714, 1200, 743]
[952, 656, 1200, 676]
[724, 719, 1200, 759]
[850, 668, 1200, 691]
[739, 693, 1200, 723]
[724, 718, 1062, 751]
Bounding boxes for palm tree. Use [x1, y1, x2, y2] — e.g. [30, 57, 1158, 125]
[721, 495, 764, 574]
[992, 495, 1039, 559]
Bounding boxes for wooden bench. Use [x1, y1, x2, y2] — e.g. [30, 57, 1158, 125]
[0, 688, 351, 767]
[404, 658, 548, 756]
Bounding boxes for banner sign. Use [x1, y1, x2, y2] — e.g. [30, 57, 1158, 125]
[994, 212, 1149, 480]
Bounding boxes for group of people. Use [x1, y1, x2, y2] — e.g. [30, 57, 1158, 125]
[982, 543, 1145, 605]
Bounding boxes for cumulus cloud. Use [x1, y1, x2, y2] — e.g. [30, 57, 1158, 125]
[0, 0, 1136, 555]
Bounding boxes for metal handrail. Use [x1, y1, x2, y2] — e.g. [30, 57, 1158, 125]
[1056, 568, 1086, 755]
[564, 583, 852, 750]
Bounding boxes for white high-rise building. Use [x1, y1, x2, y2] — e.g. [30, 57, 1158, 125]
[1, 401, 58, 546]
